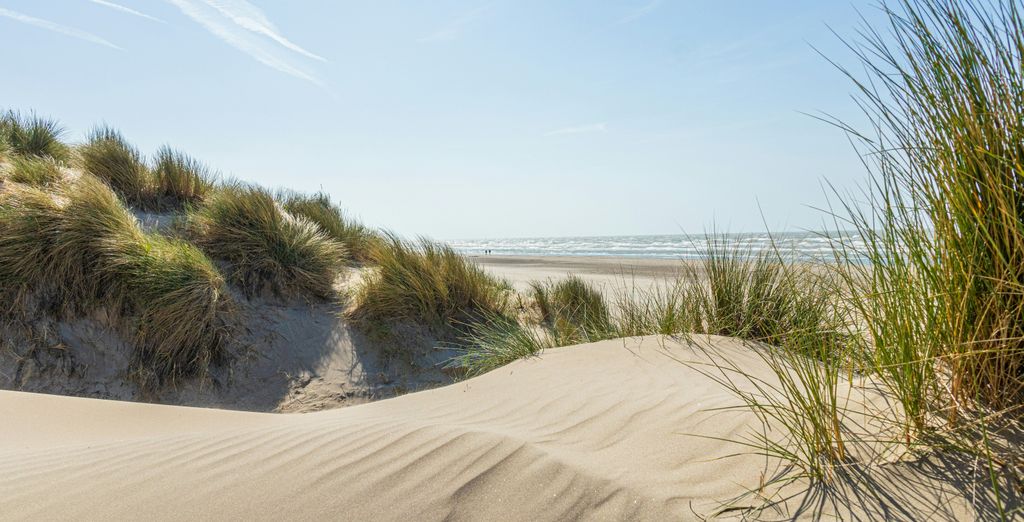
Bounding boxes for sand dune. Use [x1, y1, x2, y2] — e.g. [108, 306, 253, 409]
[0, 336, 999, 520]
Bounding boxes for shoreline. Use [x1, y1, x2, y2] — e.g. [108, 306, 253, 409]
[469, 255, 687, 293]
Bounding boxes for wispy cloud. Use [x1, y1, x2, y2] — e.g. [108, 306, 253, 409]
[615, 0, 661, 25]
[0, 7, 122, 49]
[544, 122, 608, 136]
[204, 0, 326, 62]
[418, 5, 489, 43]
[89, 0, 165, 23]
[166, 0, 325, 86]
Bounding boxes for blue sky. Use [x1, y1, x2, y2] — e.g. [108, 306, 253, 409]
[0, 1, 882, 239]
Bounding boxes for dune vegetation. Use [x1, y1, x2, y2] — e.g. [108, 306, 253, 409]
[186, 183, 347, 299]
[348, 234, 513, 333]
[0, 117, 379, 386]
[0, 111, 70, 162]
[0, 0, 1020, 516]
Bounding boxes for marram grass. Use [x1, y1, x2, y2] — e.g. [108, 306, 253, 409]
[278, 190, 380, 263]
[8, 155, 64, 186]
[77, 126, 149, 207]
[0, 111, 70, 162]
[120, 234, 230, 384]
[350, 234, 512, 332]
[829, 0, 1024, 437]
[151, 146, 215, 210]
[529, 276, 615, 344]
[0, 174, 230, 385]
[188, 183, 346, 299]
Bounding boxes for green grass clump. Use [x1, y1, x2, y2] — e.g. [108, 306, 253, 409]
[188, 184, 346, 298]
[0, 175, 230, 384]
[614, 280, 694, 337]
[278, 190, 379, 263]
[119, 234, 229, 382]
[151, 146, 215, 210]
[0, 183, 68, 307]
[8, 156, 64, 186]
[77, 127, 149, 206]
[451, 314, 553, 377]
[530, 276, 614, 344]
[829, 0, 1024, 436]
[679, 236, 849, 358]
[350, 234, 512, 331]
[0, 111, 70, 162]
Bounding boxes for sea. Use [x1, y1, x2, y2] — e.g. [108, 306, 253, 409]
[449, 232, 866, 262]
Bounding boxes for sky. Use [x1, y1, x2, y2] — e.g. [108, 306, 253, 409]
[0, 0, 885, 240]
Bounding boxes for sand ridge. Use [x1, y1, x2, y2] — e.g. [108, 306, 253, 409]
[0, 335, 1001, 521]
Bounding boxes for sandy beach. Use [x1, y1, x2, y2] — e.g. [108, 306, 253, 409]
[472, 255, 686, 294]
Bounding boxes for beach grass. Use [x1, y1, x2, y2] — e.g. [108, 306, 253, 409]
[277, 190, 379, 263]
[187, 183, 346, 299]
[150, 146, 216, 210]
[350, 234, 512, 332]
[8, 155, 64, 186]
[529, 276, 615, 344]
[0, 111, 70, 162]
[450, 314, 553, 377]
[122, 233, 229, 385]
[825, 0, 1024, 446]
[0, 174, 230, 384]
[77, 126, 150, 207]
[614, 280, 693, 337]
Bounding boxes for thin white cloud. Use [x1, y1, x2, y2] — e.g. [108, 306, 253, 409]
[205, 0, 326, 62]
[166, 0, 324, 86]
[0, 7, 122, 49]
[544, 123, 608, 136]
[419, 5, 489, 43]
[89, 0, 165, 23]
[615, 0, 662, 25]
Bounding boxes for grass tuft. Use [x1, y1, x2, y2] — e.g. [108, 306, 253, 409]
[151, 146, 215, 210]
[827, 0, 1024, 438]
[188, 183, 346, 299]
[8, 156, 64, 186]
[450, 314, 553, 377]
[0, 111, 70, 162]
[119, 234, 230, 383]
[350, 234, 512, 332]
[529, 276, 615, 344]
[277, 190, 379, 263]
[77, 126, 149, 206]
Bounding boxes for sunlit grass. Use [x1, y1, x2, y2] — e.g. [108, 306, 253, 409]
[278, 190, 380, 263]
[0, 174, 230, 385]
[8, 155, 65, 186]
[77, 126, 149, 207]
[187, 183, 346, 299]
[151, 146, 216, 210]
[0, 110, 70, 162]
[349, 234, 512, 332]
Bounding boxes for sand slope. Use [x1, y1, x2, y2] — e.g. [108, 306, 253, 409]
[0, 336, 1004, 521]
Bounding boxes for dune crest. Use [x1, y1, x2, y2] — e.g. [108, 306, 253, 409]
[0, 336, 997, 520]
